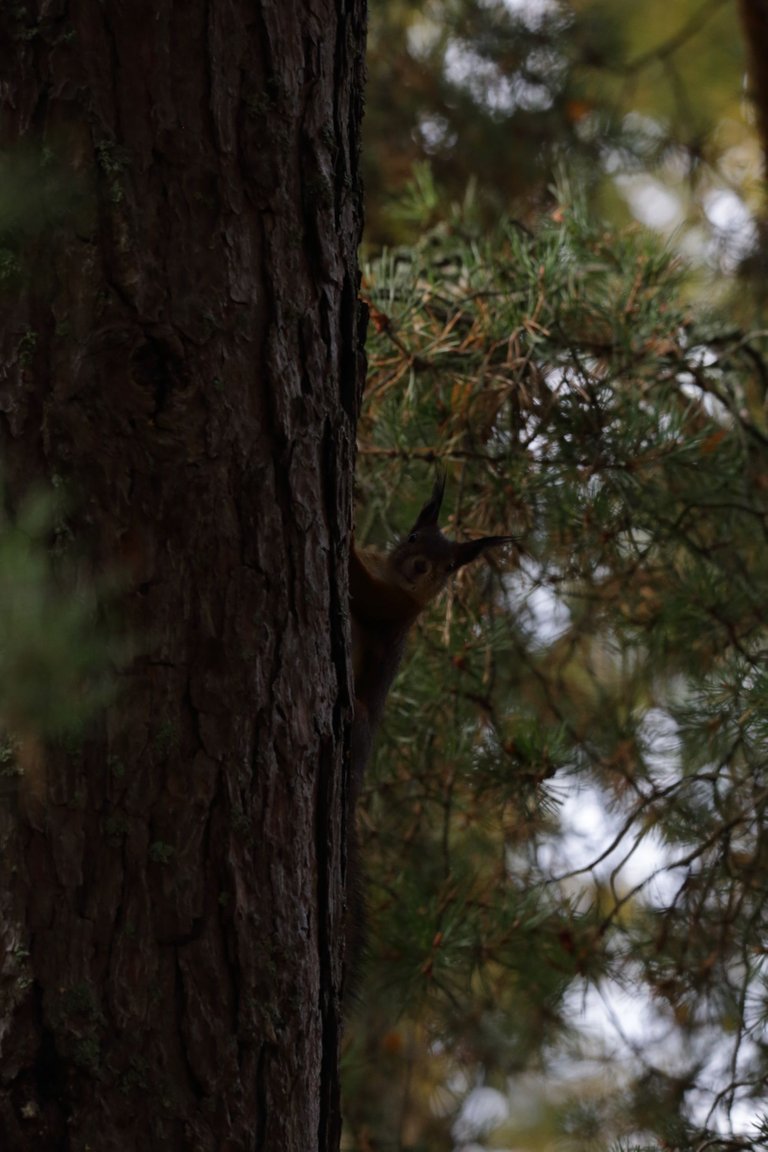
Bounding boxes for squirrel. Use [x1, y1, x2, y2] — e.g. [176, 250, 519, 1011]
[349, 470, 516, 788]
[343, 472, 515, 996]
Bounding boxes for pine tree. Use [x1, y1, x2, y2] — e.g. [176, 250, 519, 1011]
[344, 189, 768, 1152]
[364, 0, 756, 268]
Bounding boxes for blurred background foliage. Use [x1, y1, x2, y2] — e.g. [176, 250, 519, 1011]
[346, 2, 768, 1148]
[364, 0, 760, 291]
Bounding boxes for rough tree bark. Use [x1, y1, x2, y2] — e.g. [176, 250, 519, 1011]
[0, 2, 366, 1149]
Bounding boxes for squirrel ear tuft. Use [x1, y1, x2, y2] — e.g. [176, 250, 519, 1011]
[411, 468, 446, 530]
[453, 535, 517, 570]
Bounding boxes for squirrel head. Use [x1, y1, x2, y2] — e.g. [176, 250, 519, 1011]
[388, 472, 516, 610]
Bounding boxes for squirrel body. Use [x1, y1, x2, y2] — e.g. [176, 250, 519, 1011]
[349, 474, 514, 775]
[344, 473, 514, 996]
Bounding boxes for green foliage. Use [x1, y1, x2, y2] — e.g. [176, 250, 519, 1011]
[0, 488, 113, 742]
[0, 146, 88, 291]
[345, 194, 768, 1151]
[364, 0, 755, 267]
[148, 841, 175, 865]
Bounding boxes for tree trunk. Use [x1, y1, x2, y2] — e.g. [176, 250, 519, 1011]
[738, 0, 768, 283]
[739, 0, 768, 175]
[0, 2, 366, 1149]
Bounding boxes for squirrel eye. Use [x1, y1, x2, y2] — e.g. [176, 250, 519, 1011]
[408, 533, 418, 544]
[446, 560, 456, 572]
